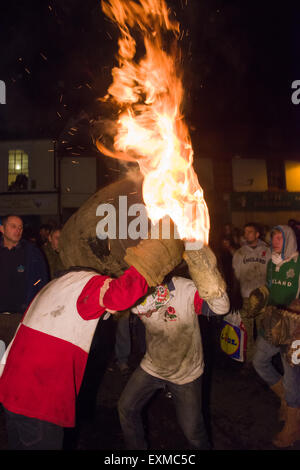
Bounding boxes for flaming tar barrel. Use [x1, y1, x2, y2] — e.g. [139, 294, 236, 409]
[59, 174, 146, 277]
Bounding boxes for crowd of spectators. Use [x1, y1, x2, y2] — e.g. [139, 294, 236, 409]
[217, 219, 300, 306]
[1, 214, 300, 449]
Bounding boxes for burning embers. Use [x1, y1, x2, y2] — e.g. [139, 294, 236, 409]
[98, 0, 210, 246]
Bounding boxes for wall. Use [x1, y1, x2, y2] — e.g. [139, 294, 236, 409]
[285, 161, 300, 191]
[232, 158, 268, 192]
[0, 139, 56, 192]
[0, 141, 99, 220]
[1, 139, 299, 230]
[0, 139, 58, 217]
[194, 157, 214, 191]
[60, 156, 97, 209]
[231, 210, 300, 230]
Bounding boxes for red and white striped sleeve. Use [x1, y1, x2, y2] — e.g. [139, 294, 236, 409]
[77, 266, 148, 320]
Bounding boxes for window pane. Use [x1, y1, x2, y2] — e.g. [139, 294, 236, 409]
[8, 149, 29, 189]
[22, 154, 28, 171]
[8, 152, 15, 171]
[15, 153, 21, 170]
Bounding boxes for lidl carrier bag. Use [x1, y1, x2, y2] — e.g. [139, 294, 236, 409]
[220, 310, 247, 362]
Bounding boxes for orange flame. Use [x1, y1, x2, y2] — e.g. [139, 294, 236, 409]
[99, 0, 210, 244]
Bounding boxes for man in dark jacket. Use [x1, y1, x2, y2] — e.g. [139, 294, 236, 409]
[0, 215, 49, 346]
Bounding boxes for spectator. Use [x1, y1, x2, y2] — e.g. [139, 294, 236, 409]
[261, 225, 271, 245]
[0, 215, 49, 346]
[221, 223, 242, 247]
[42, 227, 65, 279]
[0, 236, 183, 450]
[118, 245, 229, 450]
[232, 226, 243, 247]
[232, 223, 271, 365]
[37, 224, 52, 248]
[22, 226, 38, 245]
[251, 225, 300, 448]
[223, 223, 233, 238]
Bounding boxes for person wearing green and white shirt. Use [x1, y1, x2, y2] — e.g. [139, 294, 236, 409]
[252, 225, 300, 448]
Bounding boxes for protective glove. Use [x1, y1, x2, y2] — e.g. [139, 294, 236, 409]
[124, 237, 184, 287]
[183, 245, 226, 301]
[247, 286, 269, 318]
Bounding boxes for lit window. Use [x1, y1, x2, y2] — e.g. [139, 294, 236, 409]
[8, 149, 29, 189]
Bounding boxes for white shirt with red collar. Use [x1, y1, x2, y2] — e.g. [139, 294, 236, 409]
[132, 276, 229, 385]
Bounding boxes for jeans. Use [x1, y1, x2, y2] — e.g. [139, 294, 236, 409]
[118, 366, 210, 450]
[4, 408, 64, 450]
[253, 335, 300, 407]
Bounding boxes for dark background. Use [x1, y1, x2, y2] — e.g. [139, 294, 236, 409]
[0, 0, 299, 159]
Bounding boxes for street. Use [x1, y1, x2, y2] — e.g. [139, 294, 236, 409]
[0, 315, 299, 452]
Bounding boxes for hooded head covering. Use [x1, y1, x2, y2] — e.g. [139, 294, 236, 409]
[271, 225, 298, 262]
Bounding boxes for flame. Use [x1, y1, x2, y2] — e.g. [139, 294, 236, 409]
[99, 0, 210, 244]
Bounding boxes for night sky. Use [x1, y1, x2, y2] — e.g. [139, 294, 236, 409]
[0, 0, 299, 160]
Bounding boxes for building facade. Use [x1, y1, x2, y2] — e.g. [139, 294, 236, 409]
[0, 139, 299, 238]
[0, 139, 98, 229]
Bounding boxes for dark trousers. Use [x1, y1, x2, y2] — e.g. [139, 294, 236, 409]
[118, 366, 211, 450]
[64, 314, 116, 449]
[4, 408, 64, 450]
